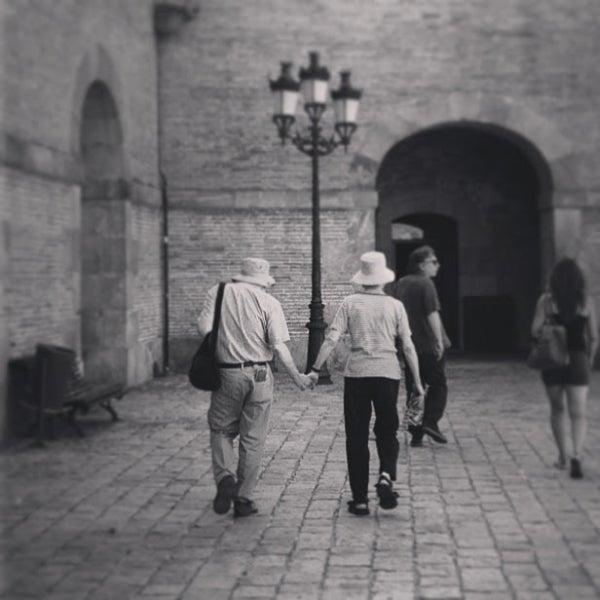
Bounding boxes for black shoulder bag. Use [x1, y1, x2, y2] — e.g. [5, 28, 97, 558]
[188, 282, 226, 390]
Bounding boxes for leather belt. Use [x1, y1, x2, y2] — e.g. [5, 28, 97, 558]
[218, 361, 267, 369]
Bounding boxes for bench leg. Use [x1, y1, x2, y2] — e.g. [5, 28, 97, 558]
[64, 409, 86, 438]
[100, 399, 119, 422]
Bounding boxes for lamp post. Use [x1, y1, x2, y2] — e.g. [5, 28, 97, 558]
[269, 51, 362, 383]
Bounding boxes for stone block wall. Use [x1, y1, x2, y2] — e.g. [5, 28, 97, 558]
[128, 193, 165, 383]
[1, 166, 81, 356]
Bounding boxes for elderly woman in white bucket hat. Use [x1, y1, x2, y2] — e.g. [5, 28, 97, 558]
[308, 251, 424, 516]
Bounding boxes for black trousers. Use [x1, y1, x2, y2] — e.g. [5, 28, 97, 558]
[404, 353, 448, 431]
[343, 377, 400, 502]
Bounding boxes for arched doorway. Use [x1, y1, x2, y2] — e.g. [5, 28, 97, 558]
[80, 81, 127, 383]
[377, 123, 551, 353]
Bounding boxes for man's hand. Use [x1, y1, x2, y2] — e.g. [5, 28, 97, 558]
[306, 371, 319, 389]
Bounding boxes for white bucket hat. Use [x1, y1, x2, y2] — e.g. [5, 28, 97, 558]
[232, 257, 276, 287]
[350, 251, 395, 286]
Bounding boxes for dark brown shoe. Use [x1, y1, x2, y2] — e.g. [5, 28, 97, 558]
[233, 497, 258, 518]
[422, 424, 448, 444]
[570, 458, 583, 479]
[410, 433, 424, 447]
[213, 475, 236, 514]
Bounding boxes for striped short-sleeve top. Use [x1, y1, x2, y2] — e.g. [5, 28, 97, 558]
[325, 291, 413, 379]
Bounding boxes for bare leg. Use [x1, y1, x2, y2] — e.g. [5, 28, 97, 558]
[565, 385, 588, 459]
[545, 385, 567, 467]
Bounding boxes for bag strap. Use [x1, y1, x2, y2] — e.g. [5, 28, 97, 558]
[210, 282, 226, 352]
[543, 294, 554, 324]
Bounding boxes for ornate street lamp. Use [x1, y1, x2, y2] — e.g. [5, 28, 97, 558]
[269, 51, 362, 383]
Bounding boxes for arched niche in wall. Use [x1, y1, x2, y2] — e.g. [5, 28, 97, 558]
[376, 122, 552, 354]
[79, 80, 128, 384]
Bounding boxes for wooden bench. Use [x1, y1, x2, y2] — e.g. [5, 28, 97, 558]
[8, 344, 124, 443]
[63, 379, 123, 437]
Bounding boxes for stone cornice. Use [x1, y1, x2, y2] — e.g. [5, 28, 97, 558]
[1, 133, 82, 184]
[154, 1, 199, 38]
[168, 189, 378, 212]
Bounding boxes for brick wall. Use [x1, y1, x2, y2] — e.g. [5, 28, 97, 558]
[168, 205, 374, 369]
[159, 0, 600, 195]
[1, 166, 81, 356]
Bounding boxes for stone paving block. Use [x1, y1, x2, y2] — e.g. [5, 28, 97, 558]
[372, 592, 414, 600]
[513, 593, 556, 600]
[276, 582, 322, 598]
[418, 587, 463, 599]
[138, 583, 187, 596]
[231, 584, 279, 598]
[321, 588, 371, 600]
[463, 594, 517, 600]
[456, 554, 501, 568]
[417, 562, 459, 579]
[506, 572, 549, 591]
[180, 587, 231, 600]
[327, 565, 372, 580]
[551, 585, 600, 599]
[418, 575, 461, 589]
[461, 567, 510, 592]
[499, 549, 537, 563]
[239, 570, 285, 587]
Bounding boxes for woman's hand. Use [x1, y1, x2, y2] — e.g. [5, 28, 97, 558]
[295, 373, 314, 390]
[414, 382, 425, 397]
[306, 371, 319, 389]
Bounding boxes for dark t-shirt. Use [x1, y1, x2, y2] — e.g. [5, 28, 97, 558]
[385, 274, 441, 354]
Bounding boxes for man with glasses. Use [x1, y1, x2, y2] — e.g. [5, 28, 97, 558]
[386, 245, 450, 447]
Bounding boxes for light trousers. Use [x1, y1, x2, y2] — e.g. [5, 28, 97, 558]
[207, 365, 273, 500]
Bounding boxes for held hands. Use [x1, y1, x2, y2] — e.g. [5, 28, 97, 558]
[295, 373, 315, 391]
[306, 371, 319, 389]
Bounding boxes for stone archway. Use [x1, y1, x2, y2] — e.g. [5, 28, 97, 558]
[350, 93, 573, 280]
[376, 123, 550, 353]
[79, 81, 128, 383]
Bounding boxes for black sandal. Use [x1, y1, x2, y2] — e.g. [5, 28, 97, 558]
[347, 500, 370, 516]
[375, 474, 399, 509]
[570, 457, 583, 479]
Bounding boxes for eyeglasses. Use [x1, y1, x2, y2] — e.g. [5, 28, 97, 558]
[425, 258, 439, 266]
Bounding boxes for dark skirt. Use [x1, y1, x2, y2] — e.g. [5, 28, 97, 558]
[541, 350, 590, 386]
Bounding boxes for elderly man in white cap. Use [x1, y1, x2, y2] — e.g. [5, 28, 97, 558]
[308, 251, 424, 516]
[197, 257, 312, 518]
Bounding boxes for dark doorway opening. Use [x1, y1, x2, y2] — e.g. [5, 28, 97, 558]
[462, 295, 517, 353]
[393, 214, 459, 348]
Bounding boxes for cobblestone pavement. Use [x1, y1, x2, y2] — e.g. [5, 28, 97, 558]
[1, 359, 599, 600]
